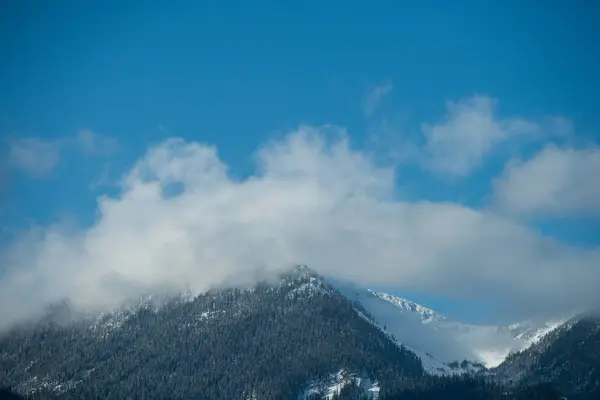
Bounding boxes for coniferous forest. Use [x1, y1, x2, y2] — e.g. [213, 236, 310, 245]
[1, 270, 598, 399]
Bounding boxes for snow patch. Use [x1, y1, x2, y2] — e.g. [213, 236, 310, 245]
[198, 310, 223, 321]
[299, 369, 379, 400]
[21, 375, 80, 396]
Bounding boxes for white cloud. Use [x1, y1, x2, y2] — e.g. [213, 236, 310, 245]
[5, 130, 119, 177]
[1, 126, 598, 331]
[363, 80, 393, 117]
[494, 145, 600, 216]
[421, 96, 540, 177]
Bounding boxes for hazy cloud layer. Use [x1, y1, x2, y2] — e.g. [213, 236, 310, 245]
[5, 130, 119, 177]
[495, 145, 600, 216]
[1, 125, 599, 331]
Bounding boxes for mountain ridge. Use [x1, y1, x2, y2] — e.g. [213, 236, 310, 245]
[1, 266, 597, 399]
[1, 267, 425, 399]
[324, 273, 568, 369]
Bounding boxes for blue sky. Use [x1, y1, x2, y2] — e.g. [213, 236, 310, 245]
[1, 1, 599, 325]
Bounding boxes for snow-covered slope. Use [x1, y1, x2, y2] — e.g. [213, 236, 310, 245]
[328, 278, 566, 370]
[369, 291, 443, 324]
[505, 319, 568, 347]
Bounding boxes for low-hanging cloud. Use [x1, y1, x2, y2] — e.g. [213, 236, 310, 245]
[1, 125, 599, 331]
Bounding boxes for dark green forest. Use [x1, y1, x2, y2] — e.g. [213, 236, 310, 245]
[493, 314, 600, 397]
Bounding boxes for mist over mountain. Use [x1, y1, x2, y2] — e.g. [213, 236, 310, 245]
[1, 268, 424, 399]
[1, 267, 598, 399]
[2, 128, 599, 334]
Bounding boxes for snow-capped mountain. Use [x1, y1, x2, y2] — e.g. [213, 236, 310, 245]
[327, 276, 567, 370]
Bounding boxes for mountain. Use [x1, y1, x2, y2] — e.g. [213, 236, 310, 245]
[341, 282, 600, 398]
[328, 278, 565, 370]
[0, 266, 595, 399]
[493, 314, 600, 397]
[0, 268, 424, 399]
[504, 319, 569, 346]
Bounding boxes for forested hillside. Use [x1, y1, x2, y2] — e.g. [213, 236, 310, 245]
[1, 269, 598, 399]
[493, 314, 600, 397]
[0, 270, 423, 399]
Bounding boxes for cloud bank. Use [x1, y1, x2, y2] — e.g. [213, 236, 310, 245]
[1, 124, 599, 331]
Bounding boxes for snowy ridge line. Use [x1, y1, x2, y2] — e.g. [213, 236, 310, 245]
[325, 275, 569, 371]
[368, 290, 442, 324]
[326, 278, 480, 375]
[345, 298, 461, 376]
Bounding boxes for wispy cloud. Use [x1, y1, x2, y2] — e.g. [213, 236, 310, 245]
[363, 80, 393, 117]
[75, 129, 119, 156]
[366, 95, 567, 179]
[4, 130, 119, 178]
[6, 137, 63, 177]
[1, 125, 598, 331]
[494, 145, 600, 216]
[420, 96, 541, 178]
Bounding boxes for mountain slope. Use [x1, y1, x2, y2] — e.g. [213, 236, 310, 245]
[1, 267, 594, 399]
[493, 314, 600, 397]
[0, 269, 423, 400]
[329, 278, 566, 369]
